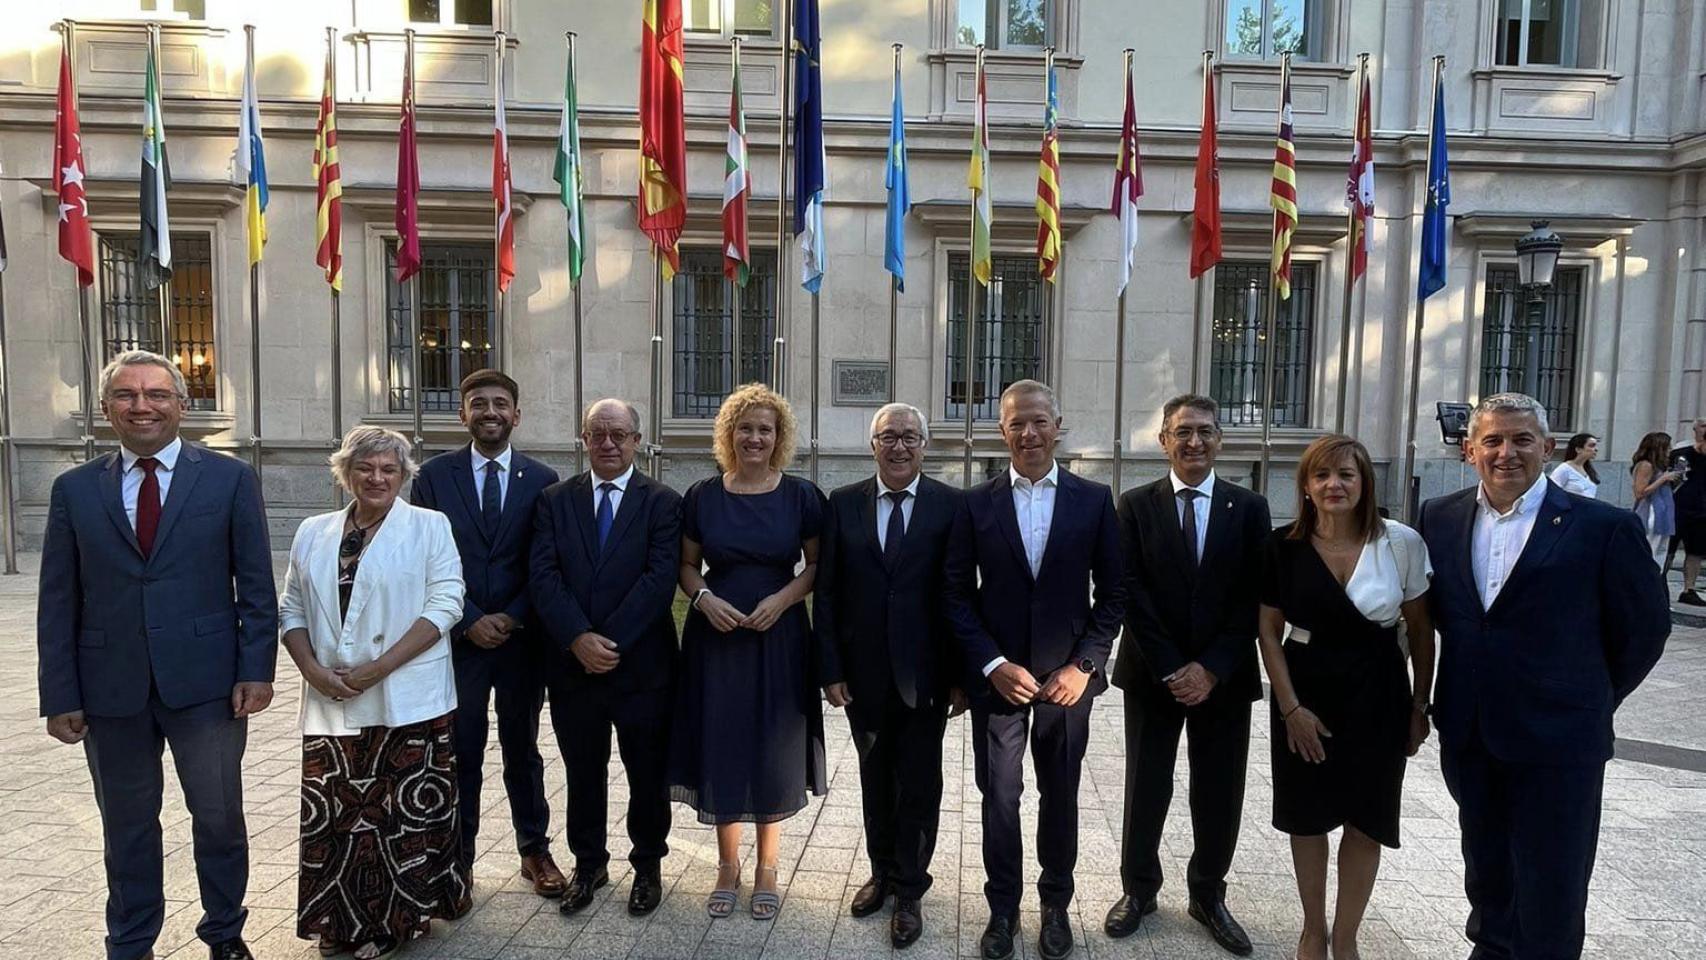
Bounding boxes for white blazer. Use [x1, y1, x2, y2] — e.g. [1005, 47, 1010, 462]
[280, 500, 465, 736]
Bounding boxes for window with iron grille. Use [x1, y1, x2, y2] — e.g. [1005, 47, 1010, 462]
[1479, 264, 1583, 430]
[946, 252, 1047, 422]
[671, 248, 778, 418]
[97, 231, 217, 411]
[385, 241, 496, 414]
[1208, 260, 1317, 428]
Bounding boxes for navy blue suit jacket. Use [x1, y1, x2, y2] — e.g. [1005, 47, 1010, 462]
[944, 468, 1126, 702]
[36, 442, 279, 718]
[1417, 480, 1669, 765]
[410, 444, 559, 645]
[529, 469, 683, 693]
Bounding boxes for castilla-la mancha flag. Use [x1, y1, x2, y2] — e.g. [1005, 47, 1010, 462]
[639, 0, 686, 278]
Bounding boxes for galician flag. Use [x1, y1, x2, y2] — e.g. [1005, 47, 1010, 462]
[883, 54, 910, 291]
[722, 50, 751, 286]
[492, 51, 515, 293]
[236, 33, 269, 267]
[139, 33, 172, 289]
[554, 45, 586, 287]
[968, 50, 991, 287]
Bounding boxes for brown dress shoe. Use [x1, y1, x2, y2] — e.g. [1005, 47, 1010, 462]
[520, 852, 568, 898]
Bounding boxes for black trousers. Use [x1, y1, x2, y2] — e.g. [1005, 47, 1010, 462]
[1441, 733, 1604, 960]
[971, 696, 1093, 917]
[452, 640, 550, 867]
[549, 680, 674, 873]
[847, 692, 947, 899]
[85, 694, 249, 960]
[1118, 681, 1251, 904]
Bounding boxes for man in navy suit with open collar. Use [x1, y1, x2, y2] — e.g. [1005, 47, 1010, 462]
[1417, 392, 1668, 960]
[944, 379, 1126, 960]
[410, 369, 564, 898]
[38, 350, 277, 960]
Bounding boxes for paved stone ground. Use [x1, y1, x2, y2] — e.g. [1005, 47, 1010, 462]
[1, 555, 1703, 960]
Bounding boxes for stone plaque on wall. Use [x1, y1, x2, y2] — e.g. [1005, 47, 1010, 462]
[832, 361, 889, 407]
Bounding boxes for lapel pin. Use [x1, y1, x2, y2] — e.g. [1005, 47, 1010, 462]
[1552, 516, 1561, 525]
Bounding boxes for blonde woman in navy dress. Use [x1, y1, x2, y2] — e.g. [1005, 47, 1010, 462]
[1257, 435, 1436, 960]
[671, 384, 828, 921]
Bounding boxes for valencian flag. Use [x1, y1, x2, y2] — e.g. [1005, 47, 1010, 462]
[1269, 70, 1298, 300]
[1190, 60, 1222, 279]
[554, 47, 586, 287]
[54, 45, 93, 286]
[968, 52, 992, 286]
[793, 0, 826, 294]
[493, 51, 515, 293]
[236, 35, 269, 267]
[394, 36, 421, 283]
[884, 54, 910, 291]
[1346, 68, 1374, 282]
[139, 34, 172, 290]
[1035, 60, 1062, 283]
[639, 0, 686, 278]
[313, 41, 343, 291]
[1111, 56, 1143, 295]
[722, 51, 751, 286]
[1418, 66, 1451, 301]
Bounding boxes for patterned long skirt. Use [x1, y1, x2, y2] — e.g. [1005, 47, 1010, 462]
[296, 713, 470, 945]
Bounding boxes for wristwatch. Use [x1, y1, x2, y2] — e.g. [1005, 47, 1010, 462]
[1075, 657, 1096, 676]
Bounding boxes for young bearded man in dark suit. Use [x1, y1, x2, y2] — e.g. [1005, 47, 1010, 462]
[410, 369, 565, 898]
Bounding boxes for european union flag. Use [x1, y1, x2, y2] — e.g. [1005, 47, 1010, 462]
[1417, 73, 1450, 301]
[884, 57, 909, 292]
[793, 0, 826, 294]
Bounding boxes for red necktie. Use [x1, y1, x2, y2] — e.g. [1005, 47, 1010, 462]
[135, 457, 161, 558]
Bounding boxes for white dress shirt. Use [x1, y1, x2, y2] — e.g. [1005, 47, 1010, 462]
[875, 472, 921, 549]
[471, 444, 513, 509]
[590, 462, 636, 518]
[1168, 468, 1216, 562]
[1472, 474, 1549, 610]
[983, 461, 1060, 677]
[120, 436, 182, 530]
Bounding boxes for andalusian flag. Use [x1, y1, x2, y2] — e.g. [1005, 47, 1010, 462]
[313, 39, 343, 291]
[722, 50, 751, 286]
[236, 34, 269, 267]
[968, 50, 992, 287]
[554, 46, 586, 287]
[1269, 67, 1298, 300]
[638, 0, 686, 278]
[139, 33, 172, 289]
[1035, 60, 1062, 283]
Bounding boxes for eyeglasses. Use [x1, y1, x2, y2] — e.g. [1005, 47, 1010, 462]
[108, 389, 181, 406]
[1168, 427, 1220, 443]
[585, 430, 635, 447]
[874, 433, 924, 449]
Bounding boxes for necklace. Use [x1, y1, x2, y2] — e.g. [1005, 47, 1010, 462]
[340, 508, 387, 561]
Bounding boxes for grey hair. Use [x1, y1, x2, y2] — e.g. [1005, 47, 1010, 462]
[99, 349, 187, 400]
[329, 426, 418, 492]
[870, 402, 929, 444]
[1470, 392, 1551, 438]
[999, 379, 1061, 419]
[582, 397, 642, 436]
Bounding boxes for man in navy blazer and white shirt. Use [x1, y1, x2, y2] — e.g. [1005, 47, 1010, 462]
[944, 380, 1125, 960]
[37, 350, 277, 960]
[410, 369, 564, 897]
[1417, 392, 1668, 960]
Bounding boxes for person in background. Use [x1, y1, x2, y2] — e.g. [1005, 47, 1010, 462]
[1630, 431, 1679, 568]
[1549, 433, 1599, 499]
[1669, 420, 1706, 601]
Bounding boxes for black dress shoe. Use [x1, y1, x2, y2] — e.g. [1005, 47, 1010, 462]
[979, 914, 1018, 960]
[557, 865, 609, 916]
[891, 897, 923, 949]
[850, 875, 891, 917]
[1102, 893, 1159, 939]
[1038, 905, 1074, 960]
[628, 869, 662, 916]
[1188, 898, 1254, 956]
[208, 940, 254, 960]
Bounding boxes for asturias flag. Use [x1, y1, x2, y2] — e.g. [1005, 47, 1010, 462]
[639, 0, 687, 278]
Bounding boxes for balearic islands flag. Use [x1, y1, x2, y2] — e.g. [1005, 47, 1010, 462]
[1269, 69, 1298, 300]
[638, 0, 686, 278]
[139, 33, 173, 290]
[722, 49, 751, 286]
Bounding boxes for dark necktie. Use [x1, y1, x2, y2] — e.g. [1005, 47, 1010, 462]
[135, 457, 161, 558]
[882, 490, 909, 568]
[1177, 488, 1201, 565]
[596, 481, 617, 552]
[481, 460, 502, 534]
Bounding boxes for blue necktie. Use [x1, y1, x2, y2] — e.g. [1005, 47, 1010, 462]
[596, 481, 617, 552]
[481, 460, 502, 534]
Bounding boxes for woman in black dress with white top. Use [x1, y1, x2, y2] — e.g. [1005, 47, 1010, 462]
[1258, 435, 1436, 960]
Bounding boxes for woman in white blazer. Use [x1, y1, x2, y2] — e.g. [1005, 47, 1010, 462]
[280, 426, 468, 960]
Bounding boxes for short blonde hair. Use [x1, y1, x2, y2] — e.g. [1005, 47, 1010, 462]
[329, 426, 417, 493]
[713, 383, 797, 473]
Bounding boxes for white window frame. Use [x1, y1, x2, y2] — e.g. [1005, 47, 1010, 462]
[1222, 0, 1327, 62]
[955, 0, 1053, 51]
[684, 0, 781, 41]
[1494, 0, 1605, 69]
[404, 0, 496, 30]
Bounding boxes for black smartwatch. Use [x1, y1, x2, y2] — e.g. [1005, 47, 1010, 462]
[1075, 657, 1096, 676]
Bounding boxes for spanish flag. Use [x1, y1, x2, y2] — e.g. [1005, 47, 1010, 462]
[639, 0, 686, 278]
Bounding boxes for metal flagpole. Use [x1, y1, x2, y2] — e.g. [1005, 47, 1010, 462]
[149, 23, 171, 358]
[494, 31, 506, 370]
[244, 25, 264, 489]
[1188, 50, 1213, 395]
[406, 29, 424, 461]
[1335, 51, 1369, 434]
[888, 42, 901, 403]
[809, 293, 819, 482]
[327, 26, 344, 506]
[568, 31, 585, 474]
[1111, 47, 1127, 497]
[962, 45, 983, 490]
[1401, 56, 1445, 522]
[773, 0, 792, 392]
[1257, 53, 1290, 496]
[0, 237, 16, 573]
[730, 37, 743, 394]
[65, 20, 96, 464]
[649, 260, 664, 477]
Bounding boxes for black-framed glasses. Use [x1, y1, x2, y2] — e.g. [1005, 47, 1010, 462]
[875, 433, 924, 449]
[585, 430, 635, 447]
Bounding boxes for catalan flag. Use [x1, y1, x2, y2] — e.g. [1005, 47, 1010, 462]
[312, 37, 342, 291]
[1035, 59, 1062, 283]
[1269, 65, 1298, 300]
[639, 0, 686, 278]
[723, 47, 751, 286]
[236, 32, 269, 267]
[1111, 54, 1143, 296]
[968, 49, 991, 287]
